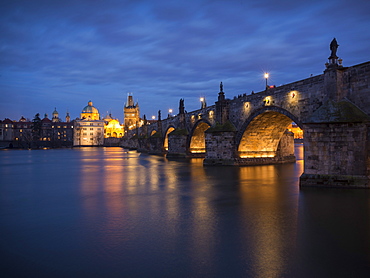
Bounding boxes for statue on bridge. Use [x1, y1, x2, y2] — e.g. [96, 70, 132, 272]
[220, 82, 223, 93]
[179, 98, 185, 114]
[143, 114, 147, 125]
[329, 38, 339, 59]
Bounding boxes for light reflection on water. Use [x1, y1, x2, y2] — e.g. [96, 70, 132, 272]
[1, 145, 370, 277]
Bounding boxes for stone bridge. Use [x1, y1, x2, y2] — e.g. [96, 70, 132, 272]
[122, 49, 370, 188]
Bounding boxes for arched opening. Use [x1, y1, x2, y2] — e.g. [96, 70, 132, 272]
[112, 132, 117, 138]
[164, 127, 175, 151]
[189, 122, 210, 154]
[287, 122, 304, 140]
[238, 111, 297, 160]
[150, 130, 157, 136]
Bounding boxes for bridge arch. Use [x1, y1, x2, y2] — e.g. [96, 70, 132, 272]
[188, 119, 212, 154]
[163, 125, 176, 151]
[236, 106, 303, 158]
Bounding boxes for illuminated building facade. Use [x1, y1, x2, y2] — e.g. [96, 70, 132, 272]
[287, 122, 304, 139]
[73, 101, 104, 146]
[103, 114, 124, 138]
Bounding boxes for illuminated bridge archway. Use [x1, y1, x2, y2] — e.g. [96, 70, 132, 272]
[236, 107, 303, 159]
[163, 126, 175, 151]
[189, 121, 211, 154]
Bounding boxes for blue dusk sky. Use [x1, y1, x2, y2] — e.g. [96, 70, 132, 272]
[1, 0, 369, 122]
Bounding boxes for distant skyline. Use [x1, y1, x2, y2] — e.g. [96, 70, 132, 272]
[1, 0, 370, 121]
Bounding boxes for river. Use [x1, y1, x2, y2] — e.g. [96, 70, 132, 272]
[1, 145, 369, 277]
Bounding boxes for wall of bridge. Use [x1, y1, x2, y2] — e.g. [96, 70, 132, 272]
[121, 61, 370, 188]
[124, 61, 370, 140]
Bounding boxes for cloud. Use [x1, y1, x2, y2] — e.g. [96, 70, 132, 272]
[1, 0, 370, 121]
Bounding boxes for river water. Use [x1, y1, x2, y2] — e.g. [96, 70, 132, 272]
[1, 145, 370, 277]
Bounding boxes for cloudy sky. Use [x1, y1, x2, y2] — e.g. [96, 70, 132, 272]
[1, 0, 369, 121]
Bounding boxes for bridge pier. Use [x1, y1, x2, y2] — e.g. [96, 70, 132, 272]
[300, 100, 370, 188]
[167, 131, 187, 158]
[203, 129, 237, 165]
[137, 137, 149, 153]
[148, 135, 165, 155]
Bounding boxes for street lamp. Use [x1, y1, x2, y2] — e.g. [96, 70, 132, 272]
[168, 109, 173, 117]
[200, 97, 206, 109]
[264, 73, 269, 89]
[151, 115, 155, 120]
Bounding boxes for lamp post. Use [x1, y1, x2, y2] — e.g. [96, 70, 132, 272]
[151, 115, 155, 120]
[200, 97, 206, 109]
[264, 73, 269, 90]
[168, 109, 173, 117]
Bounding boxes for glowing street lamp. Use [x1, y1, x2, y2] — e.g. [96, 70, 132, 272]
[200, 97, 206, 109]
[168, 109, 173, 117]
[264, 72, 269, 89]
[151, 115, 155, 120]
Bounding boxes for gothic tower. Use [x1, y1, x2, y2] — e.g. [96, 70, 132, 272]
[124, 93, 140, 130]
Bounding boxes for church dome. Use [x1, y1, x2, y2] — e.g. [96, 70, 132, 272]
[82, 101, 99, 114]
[103, 114, 113, 121]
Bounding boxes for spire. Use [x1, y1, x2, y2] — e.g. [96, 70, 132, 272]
[126, 93, 134, 107]
[66, 111, 70, 123]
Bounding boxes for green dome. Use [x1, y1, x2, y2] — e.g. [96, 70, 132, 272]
[82, 101, 99, 114]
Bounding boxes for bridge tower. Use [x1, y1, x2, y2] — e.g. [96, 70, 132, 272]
[123, 93, 140, 130]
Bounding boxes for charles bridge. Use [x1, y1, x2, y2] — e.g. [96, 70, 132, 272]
[122, 40, 370, 188]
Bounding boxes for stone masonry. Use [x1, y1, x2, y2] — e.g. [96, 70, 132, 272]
[121, 45, 370, 188]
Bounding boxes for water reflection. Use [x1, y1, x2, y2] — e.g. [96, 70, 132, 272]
[294, 188, 370, 277]
[1, 145, 370, 277]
